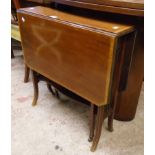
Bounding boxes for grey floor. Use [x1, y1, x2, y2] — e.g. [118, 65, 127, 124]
[11, 52, 144, 155]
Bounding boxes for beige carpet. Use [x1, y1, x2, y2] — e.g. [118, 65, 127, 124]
[11, 52, 144, 155]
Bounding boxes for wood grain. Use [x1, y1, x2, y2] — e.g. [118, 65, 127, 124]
[54, 0, 144, 16]
[18, 6, 134, 35]
[17, 6, 134, 106]
[60, 0, 144, 9]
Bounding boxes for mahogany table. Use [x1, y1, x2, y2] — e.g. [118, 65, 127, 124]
[17, 6, 136, 151]
[15, 0, 144, 121]
[16, 0, 144, 151]
[53, 0, 144, 121]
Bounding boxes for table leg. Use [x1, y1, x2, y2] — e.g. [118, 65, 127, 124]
[88, 103, 96, 142]
[91, 106, 104, 152]
[108, 91, 119, 132]
[32, 70, 39, 106]
[24, 65, 30, 83]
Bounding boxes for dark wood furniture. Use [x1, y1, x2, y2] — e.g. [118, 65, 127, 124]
[14, 0, 144, 121]
[54, 0, 144, 16]
[52, 0, 144, 121]
[18, 0, 53, 7]
[17, 6, 136, 151]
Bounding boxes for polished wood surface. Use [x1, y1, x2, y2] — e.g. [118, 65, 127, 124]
[54, 0, 144, 16]
[18, 6, 134, 35]
[70, 0, 144, 9]
[17, 6, 138, 151]
[15, 0, 144, 120]
[91, 105, 104, 152]
[51, 1, 144, 121]
[114, 28, 144, 121]
[17, 6, 134, 106]
[26, 0, 53, 4]
[89, 104, 96, 142]
[32, 70, 39, 106]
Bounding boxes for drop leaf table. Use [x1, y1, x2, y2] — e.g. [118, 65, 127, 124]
[17, 6, 136, 151]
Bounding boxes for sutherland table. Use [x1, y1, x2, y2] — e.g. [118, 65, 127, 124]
[52, 0, 144, 121]
[18, 6, 136, 151]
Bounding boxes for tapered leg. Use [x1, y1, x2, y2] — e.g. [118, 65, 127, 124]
[24, 65, 30, 83]
[32, 70, 38, 106]
[88, 104, 96, 142]
[108, 92, 118, 132]
[91, 106, 104, 152]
